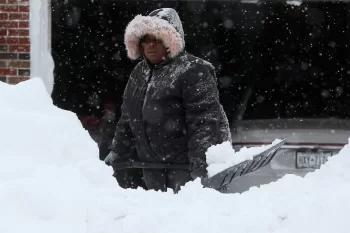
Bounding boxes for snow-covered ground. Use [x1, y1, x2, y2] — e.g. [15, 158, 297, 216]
[1, 78, 350, 233]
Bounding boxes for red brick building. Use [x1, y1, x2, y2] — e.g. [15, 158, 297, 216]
[0, 0, 30, 84]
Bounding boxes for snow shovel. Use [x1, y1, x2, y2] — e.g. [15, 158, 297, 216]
[112, 139, 286, 191]
[201, 139, 286, 191]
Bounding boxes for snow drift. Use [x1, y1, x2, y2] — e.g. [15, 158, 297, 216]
[1, 78, 350, 233]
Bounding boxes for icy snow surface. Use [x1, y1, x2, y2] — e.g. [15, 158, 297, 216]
[1, 79, 350, 233]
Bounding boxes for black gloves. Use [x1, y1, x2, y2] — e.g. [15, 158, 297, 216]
[190, 167, 208, 180]
[104, 151, 125, 167]
[105, 151, 208, 181]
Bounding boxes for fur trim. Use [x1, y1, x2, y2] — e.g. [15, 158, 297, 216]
[124, 15, 184, 60]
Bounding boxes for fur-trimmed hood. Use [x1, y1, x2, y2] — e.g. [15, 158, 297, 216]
[124, 8, 185, 60]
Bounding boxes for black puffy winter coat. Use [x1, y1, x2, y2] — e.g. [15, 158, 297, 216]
[110, 8, 231, 171]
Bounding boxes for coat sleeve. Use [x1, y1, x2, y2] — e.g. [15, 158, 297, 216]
[181, 64, 230, 171]
[109, 80, 137, 161]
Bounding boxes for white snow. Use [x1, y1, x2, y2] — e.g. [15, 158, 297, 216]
[286, 0, 302, 6]
[30, 0, 55, 94]
[206, 139, 282, 177]
[1, 78, 350, 233]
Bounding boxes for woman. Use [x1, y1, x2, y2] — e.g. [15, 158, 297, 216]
[105, 8, 231, 192]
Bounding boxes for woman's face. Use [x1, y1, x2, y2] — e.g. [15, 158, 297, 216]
[140, 35, 168, 65]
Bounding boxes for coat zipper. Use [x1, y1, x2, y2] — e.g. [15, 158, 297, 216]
[140, 67, 159, 160]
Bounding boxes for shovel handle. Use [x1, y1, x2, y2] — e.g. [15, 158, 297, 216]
[112, 161, 190, 170]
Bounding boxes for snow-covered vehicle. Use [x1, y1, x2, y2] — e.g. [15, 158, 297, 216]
[230, 118, 348, 193]
[229, 75, 350, 193]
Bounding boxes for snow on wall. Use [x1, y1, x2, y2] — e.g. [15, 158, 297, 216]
[30, 0, 54, 94]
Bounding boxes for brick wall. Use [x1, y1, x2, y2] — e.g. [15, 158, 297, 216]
[0, 0, 30, 84]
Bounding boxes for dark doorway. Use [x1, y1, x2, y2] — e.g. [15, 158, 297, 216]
[51, 0, 350, 129]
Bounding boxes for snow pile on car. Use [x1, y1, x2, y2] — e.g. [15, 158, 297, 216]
[0, 78, 349, 233]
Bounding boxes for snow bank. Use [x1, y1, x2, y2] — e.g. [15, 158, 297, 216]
[206, 139, 282, 177]
[1, 78, 350, 233]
